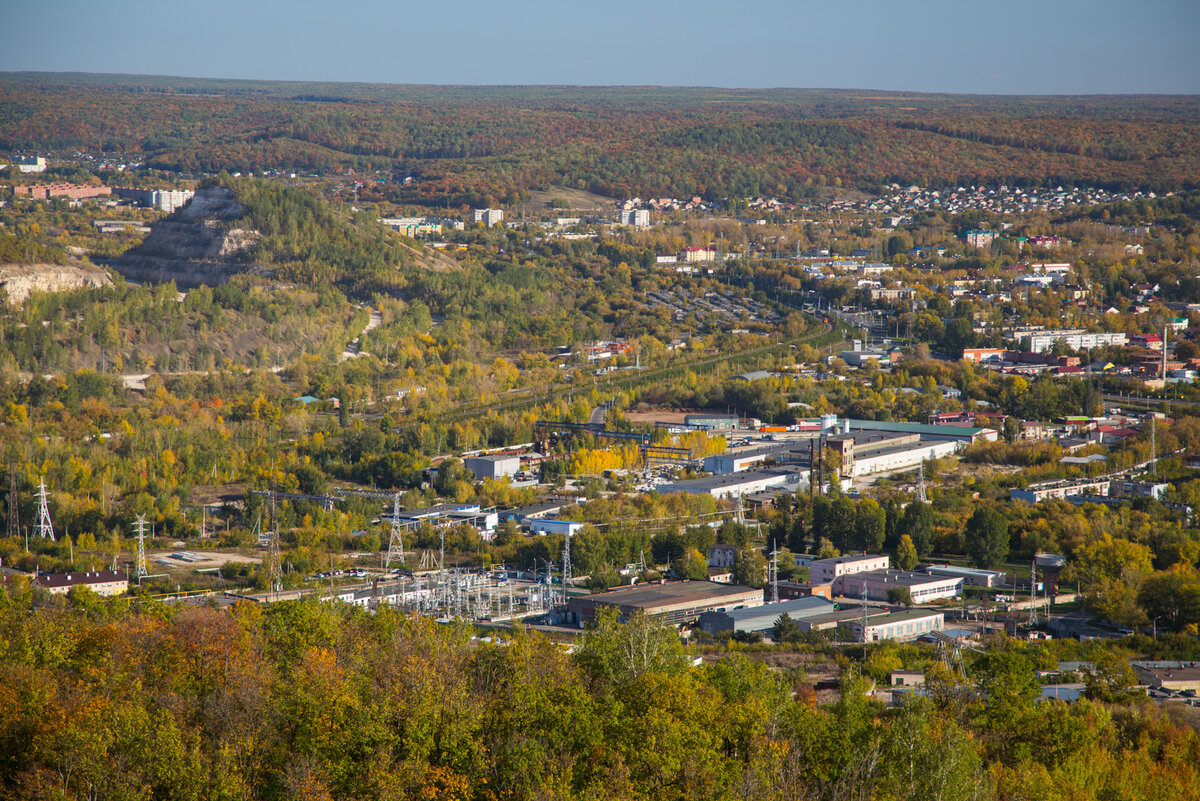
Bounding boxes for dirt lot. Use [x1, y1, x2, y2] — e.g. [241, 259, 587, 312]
[149, 550, 262, 568]
[623, 407, 702, 425]
[523, 186, 616, 212]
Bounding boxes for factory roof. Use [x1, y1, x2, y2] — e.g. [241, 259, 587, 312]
[34, 570, 127, 589]
[576, 580, 760, 613]
[842, 569, 961, 588]
[714, 596, 834, 623]
[857, 607, 946, 627]
[658, 469, 796, 494]
[812, 553, 887, 567]
[846, 419, 992, 439]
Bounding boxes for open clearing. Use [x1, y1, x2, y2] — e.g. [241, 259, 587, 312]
[523, 186, 616, 212]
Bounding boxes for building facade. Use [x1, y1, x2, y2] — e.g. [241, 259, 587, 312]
[34, 570, 129, 597]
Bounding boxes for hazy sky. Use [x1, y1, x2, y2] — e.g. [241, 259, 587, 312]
[4, 0, 1199, 94]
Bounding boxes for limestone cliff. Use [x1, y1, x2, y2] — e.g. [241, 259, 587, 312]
[1, 262, 112, 303]
[110, 185, 269, 288]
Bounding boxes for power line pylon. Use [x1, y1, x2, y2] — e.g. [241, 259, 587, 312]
[34, 477, 55, 542]
[561, 529, 572, 606]
[267, 493, 283, 596]
[385, 494, 405, 568]
[133, 514, 149, 585]
[915, 463, 927, 503]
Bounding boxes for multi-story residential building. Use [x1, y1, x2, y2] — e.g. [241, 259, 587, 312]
[620, 209, 650, 228]
[964, 230, 999, 248]
[472, 208, 504, 226]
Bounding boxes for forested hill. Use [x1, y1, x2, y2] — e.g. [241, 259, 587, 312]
[3, 73, 1199, 202]
[115, 177, 448, 297]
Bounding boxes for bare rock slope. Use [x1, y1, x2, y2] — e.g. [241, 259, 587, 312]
[111, 186, 268, 287]
[1, 262, 111, 304]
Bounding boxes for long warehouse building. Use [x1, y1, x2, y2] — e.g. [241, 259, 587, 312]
[567, 580, 763, 627]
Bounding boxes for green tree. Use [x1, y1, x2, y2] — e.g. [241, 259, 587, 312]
[1137, 565, 1200, 632]
[674, 546, 710, 581]
[887, 587, 914, 607]
[732, 548, 767, 588]
[965, 507, 1009, 569]
[828, 495, 857, 553]
[773, 613, 800, 643]
[854, 498, 886, 552]
[896, 534, 919, 571]
[575, 607, 688, 686]
[901, 501, 935, 558]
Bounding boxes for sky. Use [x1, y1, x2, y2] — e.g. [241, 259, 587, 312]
[4, 0, 1199, 95]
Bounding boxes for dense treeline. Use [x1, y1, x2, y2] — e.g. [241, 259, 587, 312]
[3, 75, 1200, 200]
[0, 588, 1198, 801]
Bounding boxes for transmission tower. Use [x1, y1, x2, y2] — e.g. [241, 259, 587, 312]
[915, 463, 927, 503]
[385, 494, 405, 568]
[133, 514, 149, 585]
[6, 470, 18, 541]
[1027, 560, 1039, 627]
[561, 529, 572, 606]
[267, 493, 283, 596]
[34, 478, 55, 542]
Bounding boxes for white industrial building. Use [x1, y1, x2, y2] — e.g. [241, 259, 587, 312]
[658, 469, 801, 499]
[464, 454, 521, 481]
[810, 554, 891, 585]
[835, 569, 962, 604]
[529, 519, 585, 537]
[697, 597, 835, 635]
[924, 564, 1005, 588]
[850, 608, 945, 642]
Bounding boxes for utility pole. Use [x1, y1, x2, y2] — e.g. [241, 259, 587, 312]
[1027, 560, 1039, 627]
[769, 541, 779, 604]
[34, 478, 55, 542]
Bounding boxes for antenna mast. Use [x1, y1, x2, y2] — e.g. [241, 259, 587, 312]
[34, 478, 55, 542]
[133, 514, 149, 585]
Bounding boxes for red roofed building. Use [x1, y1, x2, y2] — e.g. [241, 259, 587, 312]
[1131, 334, 1163, 351]
[34, 570, 129, 597]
